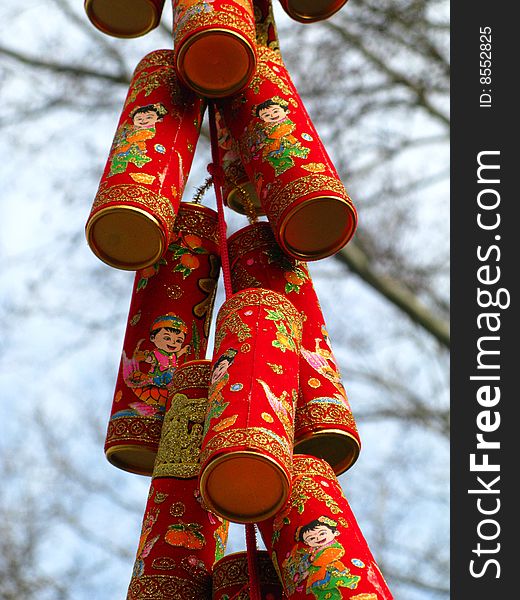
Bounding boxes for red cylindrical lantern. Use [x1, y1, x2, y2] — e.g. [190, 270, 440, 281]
[218, 46, 357, 261]
[276, 0, 348, 23]
[214, 106, 264, 217]
[127, 360, 230, 599]
[172, 0, 257, 98]
[86, 50, 206, 270]
[257, 455, 393, 600]
[199, 288, 302, 523]
[254, 0, 280, 52]
[104, 203, 220, 475]
[84, 0, 166, 38]
[209, 1, 280, 217]
[212, 550, 286, 599]
[228, 222, 360, 475]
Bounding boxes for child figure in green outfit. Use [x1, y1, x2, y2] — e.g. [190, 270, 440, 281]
[109, 103, 168, 175]
[283, 516, 361, 599]
[249, 97, 310, 176]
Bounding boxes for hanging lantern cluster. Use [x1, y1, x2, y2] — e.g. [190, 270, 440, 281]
[84, 1, 393, 598]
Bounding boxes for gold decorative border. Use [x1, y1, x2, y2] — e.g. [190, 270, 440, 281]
[173, 5, 256, 49]
[227, 222, 275, 265]
[216, 288, 302, 338]
[90, 184, 176, 230]
[170, 360, 212, 394]
[127, 574, 210, 600]
[291, 454, 338, 480]
[174, 203, 220, 246]
[295, 402, 359, 433]
[105, 416, 162, 445]
[265, 175, 353, 228]
[212, 550, 281, 591]
[133, 50, 176, 75]
[200, 426, 292, 471]
[256, 44, 285, 66]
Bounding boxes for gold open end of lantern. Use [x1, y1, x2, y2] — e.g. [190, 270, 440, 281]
[176, 30, 256, 98]
[279, 194, 357, 261]
[105, 443, 158, 476]
[199, 451, 290, 523]
[282, 0, 348, 23]
[226, 180, 265, 217]
[294, 428, 361, 476]
[86, 205, 166, 271]
[84, 0, 163, 38]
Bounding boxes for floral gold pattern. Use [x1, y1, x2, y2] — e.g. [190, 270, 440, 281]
[291, 454, 338, 480]
[170, 361, 212, 393]
[127, 574, 210, 599]
[212, 551, 282, 592]
[91, 183, 176, 230]
[174, 202, 220, 246]
[199, 427, 292, 470]
[133, 51, 176, 75]
[215, 288, 302, 341]
[173, 3, 256, 50]
[295, 402, 358, 433]
[106, 416, 162, 445]
[266, 175, 352, 228]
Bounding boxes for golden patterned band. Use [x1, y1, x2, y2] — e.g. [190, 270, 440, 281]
[295, 402, 358, 433]
[174, 203, 220, 246]
[291, 454, 338, 480]
[200, 427, 292, 472]
[216, 288, 302, 338]
[134, 50, 176, 75]
[170, 360, 211, 394]
[173, 5, 256, 48]
[90, 184, 176, 230]
[127, 574, 210, 600]
[153, 393, 208, 479]
[257, 45, 284, 66]
[227, 222, 275, 265]
[212, 551, 281, 591]
[105, 416, 162, 445]
[266, 175, 354, 228]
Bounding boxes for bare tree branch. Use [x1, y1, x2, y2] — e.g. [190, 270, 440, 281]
[335, 240, 450, 348]
[0, 44, 130, 85]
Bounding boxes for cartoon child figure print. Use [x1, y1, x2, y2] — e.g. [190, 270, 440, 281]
[109, 103, 168, 175]
[248, 96, 310, 176]
[121, 313, 191, 415]
[203, 348, 238, 436]
[282, 515, 361, 599]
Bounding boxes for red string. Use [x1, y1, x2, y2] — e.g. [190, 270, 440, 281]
[207, 101, 233, 300]
[245, 523, 262, 600]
